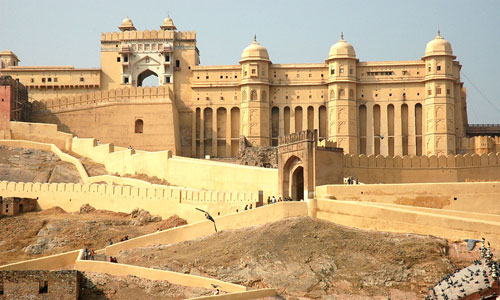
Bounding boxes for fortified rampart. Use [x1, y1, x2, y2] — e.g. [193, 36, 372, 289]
[70, 137, 279, 199]
[0, 180, 258, 223]
[343, 152, 500, 183]
[30, 86, 180, 152]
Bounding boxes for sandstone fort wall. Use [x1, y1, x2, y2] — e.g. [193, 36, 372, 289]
[316, 182, 500, 215]
[0, 180, 258, 223]
[71, 137, 279, 199]
[343, 153, 500, 183]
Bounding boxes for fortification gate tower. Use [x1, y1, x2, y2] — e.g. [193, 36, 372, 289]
[239, 36, 271, 147]
[326, 34, 358, 153]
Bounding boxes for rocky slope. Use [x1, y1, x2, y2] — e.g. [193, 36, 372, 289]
[116, 216, 497, 299]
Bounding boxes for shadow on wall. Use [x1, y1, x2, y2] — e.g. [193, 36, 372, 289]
[30, 101, 73, 134]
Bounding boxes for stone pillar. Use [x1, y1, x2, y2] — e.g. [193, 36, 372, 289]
[226, 107, 232, 157]
[366, 104, 374, 155]
[212, 108, 218, 157]
[191, 109, 197, 157]
[199, 108, 205, 158]
[408, 103, 416, 156]
[290, 106, 296, 133]
[380, 104, 389, 156]
[394, 104, 403, 156]
[314, 105, 320, 133]
[279, 106, 285, 136]
[303, 105, 308, 131]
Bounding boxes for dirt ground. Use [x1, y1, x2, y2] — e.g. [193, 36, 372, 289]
[0, 207, 187, 266]
[0, 145, 82, 183]
[116, 216, 498, 300]
[80, 272, 213, 299]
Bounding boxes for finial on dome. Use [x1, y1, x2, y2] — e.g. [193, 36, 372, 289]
[437, 29, 441, 37]
[340, 32, 344, 40]
[253, 34, 257, 43]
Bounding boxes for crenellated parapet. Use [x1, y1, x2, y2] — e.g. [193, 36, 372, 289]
[458, 136, 500, 154]
[100, 30, 196, 42]
[344, 152, 500, 169]
[278, 130, 316, 146]
[32, 85, 174, 113]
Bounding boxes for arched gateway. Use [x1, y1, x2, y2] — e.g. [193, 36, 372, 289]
[278, 130, 344, 201]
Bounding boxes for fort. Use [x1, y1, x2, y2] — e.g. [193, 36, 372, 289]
[0, 16, 499, 299]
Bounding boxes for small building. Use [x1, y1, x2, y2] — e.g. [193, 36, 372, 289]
[0, 270, 80, 300]
[0, 197, 38, 217]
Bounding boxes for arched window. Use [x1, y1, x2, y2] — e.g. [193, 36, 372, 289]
[135, 119, 144, 134]
[349, 89, 354, 100]
[261, 91, 267, 101]
[242, 90, 247, 101]
[330, 89, 335, 100]
[250, 90, 258, 101]
[339, 89, 345, 98]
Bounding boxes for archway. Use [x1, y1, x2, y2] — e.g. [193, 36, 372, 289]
[281, 155, 302, 199]
[291, 166, 304, 201]
[137, 69, 159, 87]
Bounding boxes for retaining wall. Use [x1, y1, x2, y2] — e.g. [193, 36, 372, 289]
[316, 182, 500, 214]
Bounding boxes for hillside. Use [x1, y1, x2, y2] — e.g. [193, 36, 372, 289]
[117, 216, 496, 299]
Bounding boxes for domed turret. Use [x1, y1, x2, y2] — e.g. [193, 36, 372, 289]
[424, 30, 453, 57]
[160, 17, 177, 31]
[328, 33, 356, 60]
[118, 17, 136, 31]
[240, 35, 270, 63]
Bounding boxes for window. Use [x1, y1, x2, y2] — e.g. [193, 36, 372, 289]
[234, 75, 237, 78]
[437, 65, 441, 71]
[42, 78, 46, 83]
[124, 56, 128, 63]
[220, 96, 224, 101]
[145, 57, 150, 63]
[447, 89, 451, 95]
[339, 68, 344, 74]
[330, 69, 335, 75]
[197, 76, 199, 79]
[165, 54, 170, 62]
[250, 90, 257, 101]
[54, 78, 58, 82]
[206, 76, 209, 79]
[251, 69, 256, 74]
[30, 78, 34, 83]
[244, 71, 247, 76]
[321, 74, 324, 78]
[165, 76, 171, 83]
[403, 92, 406, 97]
[220, 75, 223, 79]
[349, 69, 353, 75]
[428, 66, 431, 72]
[48, 78, 52, 82]
[39, 281, 48, 294]
[308, 74, 312, 77]
[123, 77, 129, 84]
[427, 89, 432, 96]
[205, 96, 210, 100]
[80, 77, 84, 82]
[175, 60, 180, 68]
[117, 57, 121, 62]
[296, 73, 300, 78]
[389, 93, 392, 97]
[436, 88, 442, 95]
[135, 119, 144, 134]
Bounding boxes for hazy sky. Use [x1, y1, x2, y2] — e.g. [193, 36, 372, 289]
[1, 0, 499, 123]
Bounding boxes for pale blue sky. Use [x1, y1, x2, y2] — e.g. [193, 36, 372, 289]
[1, 0, 499, 123]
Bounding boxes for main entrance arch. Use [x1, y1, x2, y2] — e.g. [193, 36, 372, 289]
[137, 69, 159, 87]
[291, 166, 304, 200]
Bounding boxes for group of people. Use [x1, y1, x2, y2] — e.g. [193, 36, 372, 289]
[243, 204, 253, 210]
[109, 256, 118, 263]
[267, 195, 298, 204]
[344, 176, 360, 185]
[82, 248, 96, 260]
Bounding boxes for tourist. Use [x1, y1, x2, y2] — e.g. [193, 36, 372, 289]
[83, 248, 89, 260]
[249, 204, 252, 209]
[109, 239, 113, 245]
[278, 196, 282, 202]
[244, 205, 248, 210]
[125, 235, 129, 241]
[90, 249, 95, 260]
[267, 196, 271, 205]
[213, 289, 220, 295]
[272, 196, 276, 203]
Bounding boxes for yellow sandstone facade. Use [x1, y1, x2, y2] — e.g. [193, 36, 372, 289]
[1, 18, 496, 156]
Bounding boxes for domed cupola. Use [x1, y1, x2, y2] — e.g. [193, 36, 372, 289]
[118, 17, 136, 31]
[240, 35, 270, 63]
[160, 17, 177, 31]
[424, 30, 454, 58]
[328, 33, 356, 60]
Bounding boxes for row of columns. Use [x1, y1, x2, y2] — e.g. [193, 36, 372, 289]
[361, 103, 423, 156]
[191, 107, 239, 158]
[275, 105, 326, 138]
